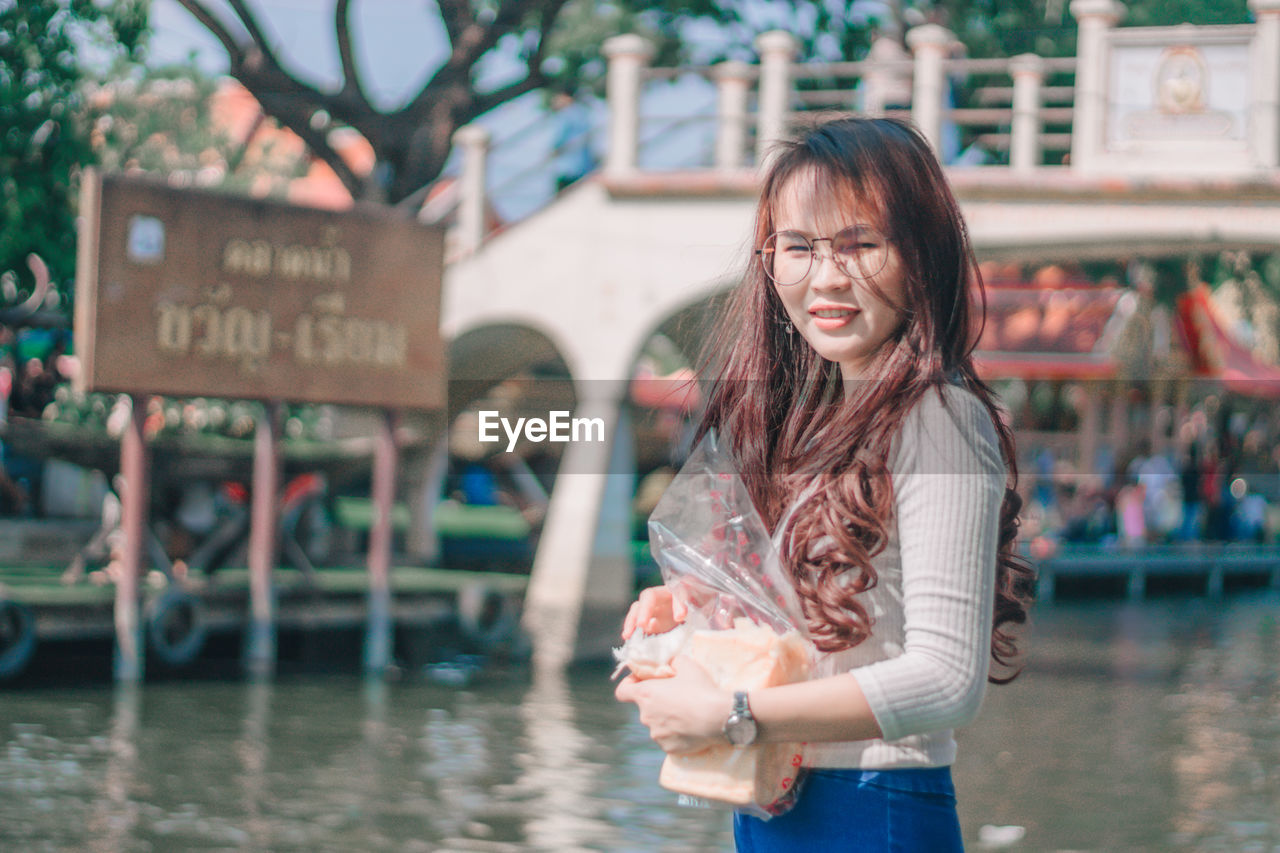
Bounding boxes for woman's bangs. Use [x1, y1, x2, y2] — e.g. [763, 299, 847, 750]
[768, 157, 890, 236]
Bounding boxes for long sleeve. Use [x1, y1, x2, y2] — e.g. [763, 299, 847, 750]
[846, 385, 1005, 743]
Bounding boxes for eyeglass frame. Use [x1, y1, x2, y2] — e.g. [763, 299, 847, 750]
[754, 225, 891, 286]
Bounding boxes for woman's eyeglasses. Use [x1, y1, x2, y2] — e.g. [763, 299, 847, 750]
[756, 225, 889, 286]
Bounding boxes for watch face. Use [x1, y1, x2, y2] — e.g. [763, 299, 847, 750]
[726, 714, 758, 747]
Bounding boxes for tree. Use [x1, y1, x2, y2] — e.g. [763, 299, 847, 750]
[0, 0, 147, 299]
[934, 0, 1251, 59]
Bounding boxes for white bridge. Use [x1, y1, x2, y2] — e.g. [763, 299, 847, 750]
[435, 0, 1280, 666]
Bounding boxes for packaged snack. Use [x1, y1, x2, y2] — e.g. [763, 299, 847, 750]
[614, 432, 814, 819]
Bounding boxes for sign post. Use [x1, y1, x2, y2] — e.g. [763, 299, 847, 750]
[115, 396, 149, 682]
[76, 171, 446, 680]
[364, 410, 398, 673]
[246, 401, 282, 678]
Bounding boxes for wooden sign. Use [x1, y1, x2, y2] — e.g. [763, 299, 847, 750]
[74, 171, 445, 410]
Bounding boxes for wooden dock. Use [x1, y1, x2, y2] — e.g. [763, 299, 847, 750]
[1035, 543, 1280, 602]
[0, 565, 528, 680]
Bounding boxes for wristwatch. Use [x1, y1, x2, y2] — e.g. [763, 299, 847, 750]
[723, 691, 758, 747]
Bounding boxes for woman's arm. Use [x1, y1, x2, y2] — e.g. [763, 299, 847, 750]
[845, 386, 1005, 740]
[615, 661, 881, 754]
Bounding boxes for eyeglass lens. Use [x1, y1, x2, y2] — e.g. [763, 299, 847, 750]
[760, 225, 888, 285]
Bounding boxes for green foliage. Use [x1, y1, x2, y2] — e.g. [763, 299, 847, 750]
[0, 0, 146, 305]
[89, 65, 306, 196]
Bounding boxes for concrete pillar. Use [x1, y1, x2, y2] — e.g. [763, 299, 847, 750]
[363, 410, 398, 675]
[522, 383, 636, 669]
[714, 60, 753, 171]
[1070, 0, 1126, 171]
[754, 30, 799, 167]
[114, 397, 148, 682]
[1249, 0, 1280, 167]
[1110, 384, 1131, 460]
[1150, 379, 1169, 453]
[452, 124, 490, 257]
[245, 401, 282, 679]
[906, 23, 956, 155]
[860, 51, 891, 117]
[1079, 380, 1101, 483]
[603, 34, 655, 176]
[406, 428, 449, 564]
[1010, 53, 1046, 172]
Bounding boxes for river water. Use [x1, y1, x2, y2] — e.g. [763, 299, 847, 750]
[2, 594, 1278, 852]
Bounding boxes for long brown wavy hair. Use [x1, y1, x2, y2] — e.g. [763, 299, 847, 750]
[696, 117, 1033, 682]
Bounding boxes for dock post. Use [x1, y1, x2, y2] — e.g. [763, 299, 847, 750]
[1126, 567, 1146, 601]
[245, 401, 282, 678]
[1036, 566, 1055, 604]
[1207, 563, 1225, 599]
[114, 395, 149, 682]
[364, 410, 398, 674]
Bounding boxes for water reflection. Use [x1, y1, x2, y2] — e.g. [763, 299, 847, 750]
[515, 667, 618, 852]
[1167, 602, 1278, 848]
[87, 685, 140, 853]
[236, 680, 271, 851]
[0, 596, 1277, 851]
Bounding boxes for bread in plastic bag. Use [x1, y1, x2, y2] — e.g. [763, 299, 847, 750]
[614, 431, 815, 819]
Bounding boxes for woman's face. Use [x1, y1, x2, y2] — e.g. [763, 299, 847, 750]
[768, 174, 907, 381]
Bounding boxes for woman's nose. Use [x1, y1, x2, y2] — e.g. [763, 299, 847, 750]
[808, 250, 851, 290]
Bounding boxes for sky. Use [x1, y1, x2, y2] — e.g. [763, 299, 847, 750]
[148, 0, 453, 110]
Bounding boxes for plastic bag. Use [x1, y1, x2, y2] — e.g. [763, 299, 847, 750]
[614, 431, 814, 820]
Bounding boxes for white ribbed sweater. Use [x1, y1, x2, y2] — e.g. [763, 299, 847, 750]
[778, 384, 1006, 769]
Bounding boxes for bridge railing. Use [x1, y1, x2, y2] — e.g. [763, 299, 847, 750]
[603, 27, 1079, 177]
[446, 0, 1280, 254]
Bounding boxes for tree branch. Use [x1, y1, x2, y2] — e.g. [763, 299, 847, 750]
[470, 72, 547, 118]
[524, 0, 570, 75]
[435, 0, 470, 46]
[451, 0, 534, 70]
[226, 0, 285, 69]
[403, 0, 561, 123]
[334, 0, 367, 103]
[173, 0, 245, 64]
[225, 109, 266, 175]
[267, 104, 366, 199]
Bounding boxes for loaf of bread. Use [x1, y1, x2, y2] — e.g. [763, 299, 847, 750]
[657, 619, 809, 811]
[612, 623, 690, 680]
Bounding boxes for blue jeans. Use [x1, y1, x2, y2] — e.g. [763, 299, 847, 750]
[733, 767, 964, 852]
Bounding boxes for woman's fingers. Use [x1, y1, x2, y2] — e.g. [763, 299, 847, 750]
[621, 600, 641, 639]
[621, 585, 689, 639]
[614, 674, 639, 702]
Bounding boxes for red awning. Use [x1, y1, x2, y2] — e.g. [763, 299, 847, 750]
[1176, 284, 1280, 399]
[630, 367, 702, 412]
[972, 286, 1134, 380]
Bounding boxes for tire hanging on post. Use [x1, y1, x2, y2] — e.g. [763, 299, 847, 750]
[456, 582, 520, 652]
[146, 587, 208, 668]
[0, 599, 37, 680]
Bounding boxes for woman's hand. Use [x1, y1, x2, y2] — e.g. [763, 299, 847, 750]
[614, 655, 731, 754]
[621, 585, 688, 639]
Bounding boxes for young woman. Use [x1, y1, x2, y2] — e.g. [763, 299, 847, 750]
[614, 117, 1033, 851]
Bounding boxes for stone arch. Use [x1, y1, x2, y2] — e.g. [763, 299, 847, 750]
[447, 320, 576, 422]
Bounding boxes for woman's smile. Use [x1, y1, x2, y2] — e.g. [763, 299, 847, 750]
[809, 303, 861, 330]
